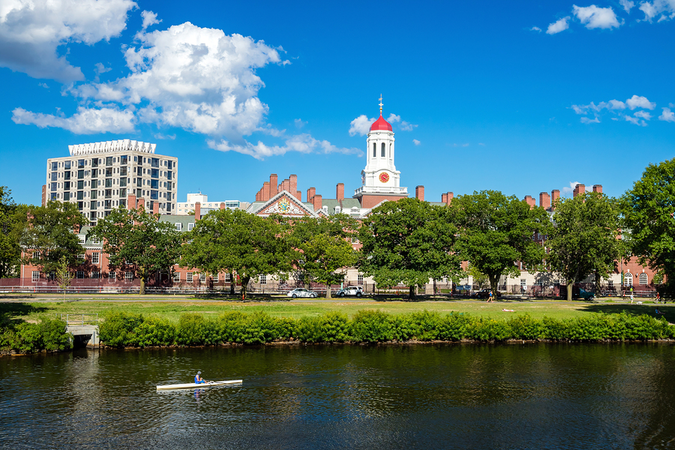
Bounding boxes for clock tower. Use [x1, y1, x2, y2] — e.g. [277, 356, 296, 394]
[354, 96, 408, 208]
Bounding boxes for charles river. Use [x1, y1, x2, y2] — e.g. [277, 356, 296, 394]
[1, 344, 674, 449]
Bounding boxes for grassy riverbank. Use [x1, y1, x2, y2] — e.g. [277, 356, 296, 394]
[0, 296, 671, 323]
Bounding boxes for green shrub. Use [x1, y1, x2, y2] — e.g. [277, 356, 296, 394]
[507, 314, 544, 340]
[297, 312, 350, 343]
[99, 312, 144, 347]
[176, 313, 216, 345]
[436, 313, 471, 341]
[135, 317, 176, 347]
[39, 318, 72, 352]
[351, 310, 394, 342]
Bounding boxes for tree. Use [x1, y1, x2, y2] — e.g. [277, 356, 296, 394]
[54, 256, 73, 301]
[287, 214, 358, 298]
[358, 198, 461, 299]
[622, 158, 675, 298]
[0, 187, 24, 278]
[181, 209, 294, 299]
[547, 192, 623, 300]
[88, 207, 182, 294]
[20, 201, 87, 275]
[450, 190, 550, 298]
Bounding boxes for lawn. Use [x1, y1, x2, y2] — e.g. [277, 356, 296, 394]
[0, 294, 671, 323]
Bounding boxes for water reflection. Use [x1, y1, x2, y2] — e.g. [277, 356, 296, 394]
[1, 344, 674, 449]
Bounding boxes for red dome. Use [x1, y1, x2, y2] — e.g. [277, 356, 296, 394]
[370, 115, 392, 132]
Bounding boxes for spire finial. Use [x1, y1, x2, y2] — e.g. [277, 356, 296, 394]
[379, 94, 383, 116]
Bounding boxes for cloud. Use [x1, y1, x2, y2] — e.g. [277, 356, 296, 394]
[547, 17, 570, 34]
[38, 82, 48, 89]
[413, 139, 420, 146]
[94, 63, 112, 75]
[294, 118, 306, 129]
[625, 115, 648, 126]
[140, 10, 160, 30]
[626, 95, 656, 109]
[0, 0, 136, 83]
[154, 133, 176, 140]
[208, 133, 363, 160]
[349, 115, 375, 136]
[659, 107, 675, 122]
[620, 0, 635, 12]
[530, 26, 542, 32]
[639, 0, 675, 21]
[451, 143, 470, 147]
[12, 106, 135, 134]
[581, 116, 600, 124]
[562, 182, 581, 195]
[634, 110, 652, 120]
[573, 5, 621, 29]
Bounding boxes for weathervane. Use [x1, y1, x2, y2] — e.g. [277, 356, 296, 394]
[379, 94, 383, 116]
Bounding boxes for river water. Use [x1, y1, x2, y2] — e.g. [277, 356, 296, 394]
[1, 343, 674, 449]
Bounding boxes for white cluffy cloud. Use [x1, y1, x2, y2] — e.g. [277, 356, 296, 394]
[207, 134, 362, 160]
[572, 95, 657, 126]
[660, 108, 675, 122]
[639, 0, 675, 21]
[573, 5, 621, 29]
[12, 106, 135, 134]
[562, 181, 581, 195]
[349, 113, 417, 136]
[547, 16, 570, 34]
[530, 26, 542, 32]
[413, 139, 421, 146]
[620, 0, 635, 13]
[140, 10, 160, 30]
[0, 0, 136, 82]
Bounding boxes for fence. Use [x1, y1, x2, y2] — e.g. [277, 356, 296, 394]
[59, 314, 99, 326]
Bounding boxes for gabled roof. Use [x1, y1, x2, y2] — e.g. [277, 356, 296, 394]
[248, 190, 318, 217]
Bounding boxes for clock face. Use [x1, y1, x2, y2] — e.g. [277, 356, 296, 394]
[379, 172, 390, 183]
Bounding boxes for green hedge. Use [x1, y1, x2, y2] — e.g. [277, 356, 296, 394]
[98, 310, 674, 348]
[0, 318, 72, 354]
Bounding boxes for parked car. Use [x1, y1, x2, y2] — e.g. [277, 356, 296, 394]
[336, 286, 363, 297]
[574, 288, 595, 301]
[475, 289, 502, 299]
[287, 288, 318, 298]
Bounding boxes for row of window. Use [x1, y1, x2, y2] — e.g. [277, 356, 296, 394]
[50, 156, 175, 171]
[372, 142, 393, 158]
[31, 270, 134, 282]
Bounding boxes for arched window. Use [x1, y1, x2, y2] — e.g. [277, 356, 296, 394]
[381, 143, 386, 157]
[372, 143, 376, 157]
[624, 272, 633, 287]
[639, 273, 648, 285]
[389, 144, 392, 158]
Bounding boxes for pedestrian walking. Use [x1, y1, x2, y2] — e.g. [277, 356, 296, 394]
[488, 291, 493, 303]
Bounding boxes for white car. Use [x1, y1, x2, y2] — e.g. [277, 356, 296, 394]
[287, 288, 318, 298]
[336, 286, 363, 297]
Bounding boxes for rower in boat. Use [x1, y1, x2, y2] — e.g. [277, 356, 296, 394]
[195, 371, 206, 384]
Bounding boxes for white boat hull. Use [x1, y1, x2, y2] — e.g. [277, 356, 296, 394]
[157, 380, 243, 390]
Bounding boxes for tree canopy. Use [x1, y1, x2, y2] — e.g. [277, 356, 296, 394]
[0, 187, 24, 278]
[450, 190, 550, 297]
[181, 209, 294, 298]
[20, 201, 87, 275]
[358, 198, 461, 298]
[88, 207, 182, 294]
[622, 158, 675, 297]
[548, 192, 623, 300]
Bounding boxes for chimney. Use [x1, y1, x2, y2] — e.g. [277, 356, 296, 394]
[41, 185, 47, 206]
[128, 194, 137, 210]
[336, 183, 345, 203]
[573, 184, 585, 198]
[152, 202, 159, 215]
[295, 190, 302, 201]
[269, 174, 278, 197]
[290, 174, 298, 197]
[539, 192, 551, 210]
[262, 182, 270, 201]
[593, 184, 603, 194]
[441, 193, 447, 204]
[195, 202, 201, 221]
[281, 179, 289, 192]
[313, 194, 322, 212]
[415, 185, 425, 202]
[138, 198, 145, 211]
[307, 187, 316, 202]
[446, 192, 453, 206]
[524, 195, 536, 209]
[220, 202, 226, 210]
[551, 190, 560, 207]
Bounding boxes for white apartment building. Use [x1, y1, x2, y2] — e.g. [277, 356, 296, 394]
[45, 140, 178, 225]
[176, 193, 248, 216]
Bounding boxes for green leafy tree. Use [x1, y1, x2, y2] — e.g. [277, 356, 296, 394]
[0, 187, 24, 278]
[622, 158, 675, 298]
[465, 264, 490, 290]
[358, 198, 461, 299]
[181, 209, 293, 299]
[450, 190, 550, 298]
[54, 255, 73, 300]
[88, 207, 182, 294]
[20, 201, 87, 275]
[287, 215, 358, 298]
[547, 192, 622, 300]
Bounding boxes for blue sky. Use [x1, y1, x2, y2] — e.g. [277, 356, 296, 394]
[1, 0, 674, 206]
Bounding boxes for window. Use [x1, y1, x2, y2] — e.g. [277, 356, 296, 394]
[199, 273, 206, 282]
[77, 271, 85, 279]
[224, 273, 231, 282]
[381, 142, 386, 157]
[520, 279, 527, 291]
[358, 274, 364, 285]
[125, 271, 133, 281]
[91, 179, 98, 188]
[151, 190, 158, 200]
[213, 274, 219, 282]
[109, 272, 116, 281]
[32, 271, 40, 282]
[64, 171, 71, 180]
[639, 273, 648, 285]
[51, 162, 58, 171]
[260, 274, 267, 284]
[150, 179, 159, 189]
[187, 272, 193, 282]
[188, 223, 194, 231]
[51, 172, 58, 181]
[151, 169, 159, 179]
[173, 272, 180, 282]
[106, 157, 113, 166]
[65, 161, 71, 170]
[119, 188, 127, 198]
[121, 155, 128, 165]
[175, 223, 182, 231]
[120, 178, 127, 187]
[91, 158, 98, 168]
[91, 271, 100, 279]
[624, 272, 633, 287]
[92, 252, 99, 264]
[372, 142, 376, 157]
[167, 171, 172, 180]
[78, 159, 85, 168]
[63, 192, 70, 201]
[77, 191, 83, 200]
[151, 157, 159, 168]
